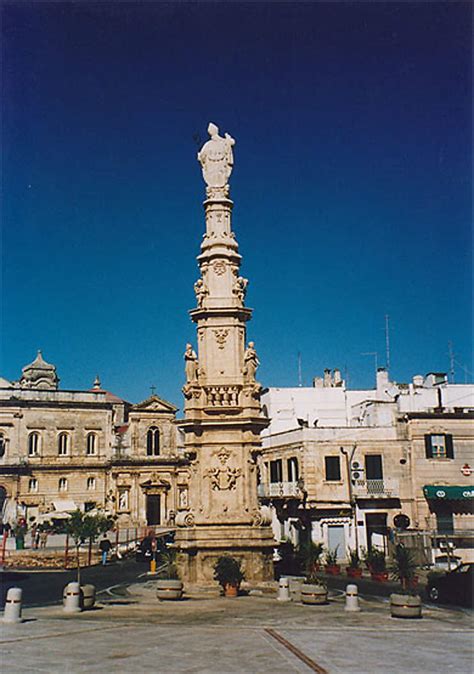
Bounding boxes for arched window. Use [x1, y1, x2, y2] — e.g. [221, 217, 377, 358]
[0, 433, 5, 458]
[28, 478, 38, 492]
[146, 426, 160, 456]
[58, 433, 69, 456]
[58, 477, 68, 492]
[86, 433, 97, 456]
[87, 477, 96, 490]
[28, 432, 40, 456]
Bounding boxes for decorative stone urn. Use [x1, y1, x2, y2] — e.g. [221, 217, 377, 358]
[301, 583, 328, 605]
[390, 593, 422, 619]
[156, 579, 184, 600]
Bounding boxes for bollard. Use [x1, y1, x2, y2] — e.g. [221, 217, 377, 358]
[3, 587, 23, 623]
[277, 577, 290, 602]
[345, 583, 360, 612]
[63, 582, 82, 613]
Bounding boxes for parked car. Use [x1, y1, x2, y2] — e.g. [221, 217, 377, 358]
[135, 533, 174, 563]
[433, 554, 462, 570]
[427, 562, 473, 607]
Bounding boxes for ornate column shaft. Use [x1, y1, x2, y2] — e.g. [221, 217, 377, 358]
[176, 123, 274, 583]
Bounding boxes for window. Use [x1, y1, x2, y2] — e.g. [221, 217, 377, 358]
[28, 478, 38, 493]
[325, 456, 341, 481]
[270, 459, 283, 483]
[87, 477, 96, 490]
[425, 434, 454, 459]
[365, 454, 383, 480]
[28, 432, 40, 456]
[0, 433, 5, 458]
[58, 477, 68, 492]
[58, 433, 69, 456]
[287, 457, 299, 482]
[86, 433, 97, 456]
[146, 426, 160, 456]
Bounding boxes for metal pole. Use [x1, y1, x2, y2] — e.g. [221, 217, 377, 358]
[64, 533, 69, 569]
[0, 530, 8, 566]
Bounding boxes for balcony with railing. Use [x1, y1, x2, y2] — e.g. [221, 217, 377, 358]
[258, 481, 302, 499]
[353, 477, 399, 498]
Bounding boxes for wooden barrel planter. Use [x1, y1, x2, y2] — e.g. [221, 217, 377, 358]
[301, 584, 328, 605]
[156, 580, 184, 600]
[390, 593, 422, 619]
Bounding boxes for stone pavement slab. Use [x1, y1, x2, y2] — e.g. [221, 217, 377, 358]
[1, 582, 472, 673]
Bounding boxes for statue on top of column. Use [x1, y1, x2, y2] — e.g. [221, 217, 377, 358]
[198, 122, 235, 194]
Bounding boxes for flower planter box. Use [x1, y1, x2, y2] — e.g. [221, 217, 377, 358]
[324, 565, 341, 576]
[301, 584, 328, 605]
[371, 571, 389, 582]
[390, 593, 422, 619]
[156, 579, 184, 600]
[346, 567, 363, 579]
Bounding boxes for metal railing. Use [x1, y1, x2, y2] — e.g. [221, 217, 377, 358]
[353, 478, 399, 497]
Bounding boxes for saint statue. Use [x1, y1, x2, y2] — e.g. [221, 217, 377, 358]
[232, 276, 248, 302]
[184, 343, 199, 382]
[243, 341, 259, 382]
[198, 122, 235, 189]
[194, 278, 209, 308]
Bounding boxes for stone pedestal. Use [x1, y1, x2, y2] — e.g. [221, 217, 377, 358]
[175, 123, 274, 583]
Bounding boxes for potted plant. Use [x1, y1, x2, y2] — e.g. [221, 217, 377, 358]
[156, 548, 183, 600]
[390, 544, 422, 618]
[213, 555, 245, 597]
[324, 546, 340, 575]
[301, 574, 328, 605]
[346, 548, 363, 578]
[364, 547, 388, 581]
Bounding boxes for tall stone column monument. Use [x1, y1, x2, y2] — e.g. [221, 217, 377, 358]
[175, 123, 274, 583]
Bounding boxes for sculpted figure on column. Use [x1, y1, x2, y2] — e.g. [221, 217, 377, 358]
[184, 343, 199, 383]
[243, 341, 260, 382]
[198, 122, 235, 190]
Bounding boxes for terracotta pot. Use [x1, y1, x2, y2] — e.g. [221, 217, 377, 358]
[346, 567, 363, 578]
[325, 564, 341, 576]
[371, 571, 389, 582]
[224, 583, 238, 598]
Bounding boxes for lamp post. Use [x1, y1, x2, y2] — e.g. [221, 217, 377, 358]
[340, 445, 359, 553]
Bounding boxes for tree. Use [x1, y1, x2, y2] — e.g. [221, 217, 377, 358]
[63, 510, 114, 583]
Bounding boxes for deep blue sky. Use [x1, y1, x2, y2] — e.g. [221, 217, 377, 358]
[2, 2, 472, 407]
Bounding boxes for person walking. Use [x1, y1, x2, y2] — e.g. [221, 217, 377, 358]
[99, 534, 112, 566]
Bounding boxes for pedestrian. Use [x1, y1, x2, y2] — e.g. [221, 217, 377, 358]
[99, 534, 112, 566]
[39, 530, 48, 549]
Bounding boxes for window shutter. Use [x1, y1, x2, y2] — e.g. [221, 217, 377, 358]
[445, 434, 454, 459]
[424, 435, 433, 459]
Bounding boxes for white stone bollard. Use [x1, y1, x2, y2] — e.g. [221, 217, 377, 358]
[277, 577, 290, 602]
[63, 582, 82, 613]
[345, 583, 361, 612]
[3, 587, 23, 623]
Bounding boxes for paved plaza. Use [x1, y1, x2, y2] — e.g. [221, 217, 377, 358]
[1, 582, 472, 673]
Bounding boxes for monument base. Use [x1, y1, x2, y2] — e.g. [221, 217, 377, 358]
[175, 524, 275, 584]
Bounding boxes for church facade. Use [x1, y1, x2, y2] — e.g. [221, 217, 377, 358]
[0, 351, 190, 529]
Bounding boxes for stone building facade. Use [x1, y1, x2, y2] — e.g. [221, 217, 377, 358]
[0, 352, 189, 528]
[259, 369, 474, 563]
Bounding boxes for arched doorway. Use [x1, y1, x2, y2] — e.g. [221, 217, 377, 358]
[0, 486, 7, 518]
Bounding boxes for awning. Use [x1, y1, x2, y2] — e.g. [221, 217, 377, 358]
[423, 486, 474, 500]
[52, 500, 77, 512]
